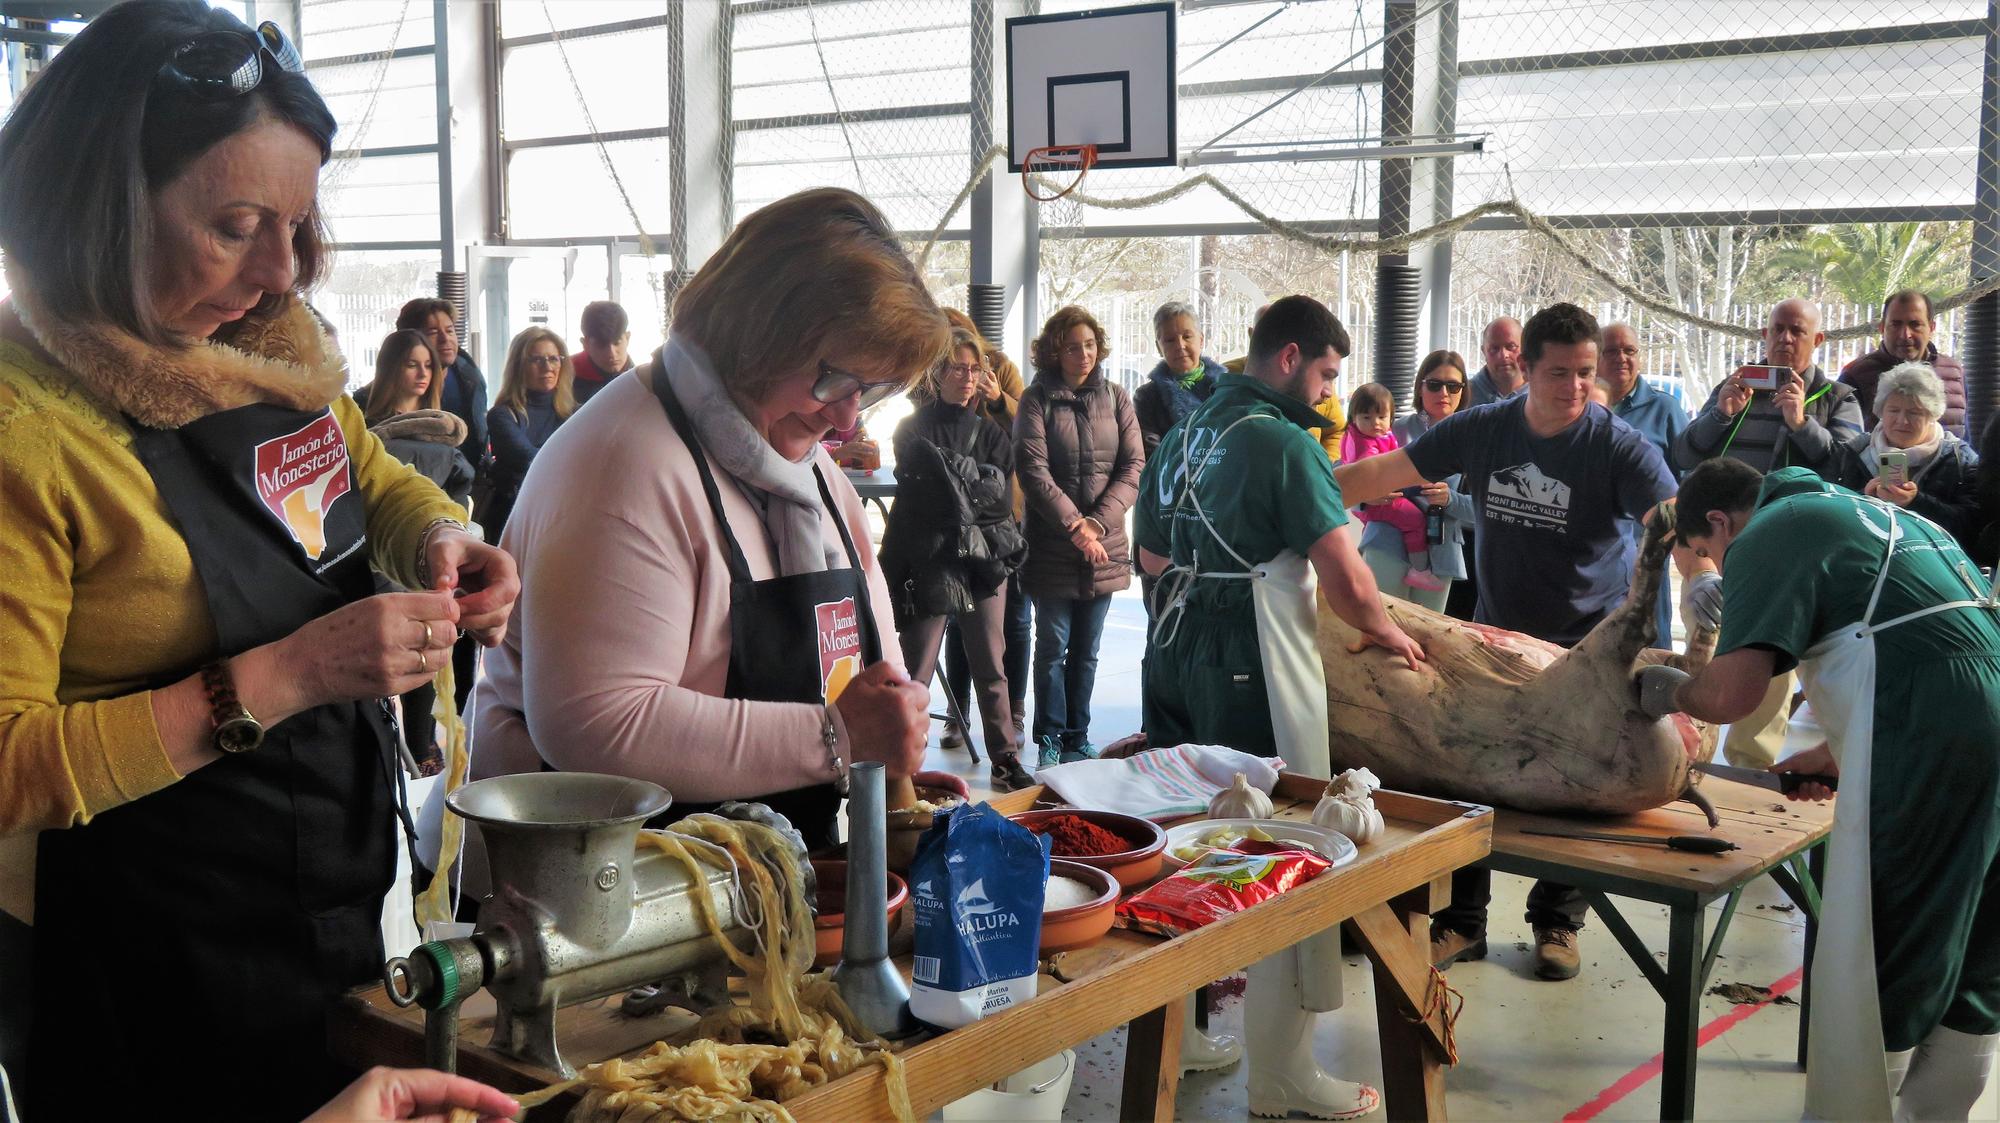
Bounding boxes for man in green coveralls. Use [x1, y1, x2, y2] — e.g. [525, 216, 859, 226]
[1644, 459, 2000, 1121]
[1133, 295, 1422, 1122]
[1135, 294, 1423, 763]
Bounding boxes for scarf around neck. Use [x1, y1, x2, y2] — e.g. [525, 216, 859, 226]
[1867, 421, 1946, 478]
[662, 335, 844, 576]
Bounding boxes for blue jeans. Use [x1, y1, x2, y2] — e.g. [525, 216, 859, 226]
[1031, 592, 1114, 749]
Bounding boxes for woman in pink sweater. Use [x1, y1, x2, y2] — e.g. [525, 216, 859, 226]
[1341, 382, 1444, 592]
[443, 189, 954, 855]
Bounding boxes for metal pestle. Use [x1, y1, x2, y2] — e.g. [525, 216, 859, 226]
[830, 762, 915, 1037]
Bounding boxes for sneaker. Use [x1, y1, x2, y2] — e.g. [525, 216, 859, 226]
[1036, 735, 1064, 769]
[1059, 741, 1100, 764]
[989, 754, 1035, 792]
[1430, 928, 1487, 969]
[1403, 567, 1447, 592]
[939, 722, 968, 751]
[1533, 926, 1581, 980]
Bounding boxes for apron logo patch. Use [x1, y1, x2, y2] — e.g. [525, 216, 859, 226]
[815, 597, 864, 703]
[253, 415, 353, 560]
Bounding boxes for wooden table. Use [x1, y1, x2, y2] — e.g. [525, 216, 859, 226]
[332, 776, 1492, 1121]
[1482, 775, 1834, 1122]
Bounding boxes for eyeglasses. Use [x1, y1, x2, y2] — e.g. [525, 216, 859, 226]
[1422, 378, 1466, 394]
[813, 359, 905, 409]
[156, 18, 304, 98]
[945, 363, 987, 377]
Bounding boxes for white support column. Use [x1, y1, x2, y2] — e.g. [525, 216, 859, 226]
[671, 0, 734, 284]
[1412, 1, 1459, 356]
[443, 0, 496, 258]
[970, 0, 1038, 359]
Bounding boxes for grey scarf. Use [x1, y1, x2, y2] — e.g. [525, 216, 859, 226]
[663, 335, 844, 575]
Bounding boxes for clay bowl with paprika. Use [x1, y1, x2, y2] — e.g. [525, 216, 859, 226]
[1008, 809, 1166, 890]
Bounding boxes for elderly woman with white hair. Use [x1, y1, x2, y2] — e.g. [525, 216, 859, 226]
[1133, 299, 1227, 454]
[1835, 361, 1981, 546]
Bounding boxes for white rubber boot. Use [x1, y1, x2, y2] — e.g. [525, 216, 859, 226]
[1895, 1026, 1997, 1121]
[1180, 992, 1244, 1074]
[1886, 1048, 1915, 1099]
[1244, 948, 1380, 1119]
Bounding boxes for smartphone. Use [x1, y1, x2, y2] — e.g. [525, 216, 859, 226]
[1877, 450, 1910, 487]
[1739, 364, 1790, 391]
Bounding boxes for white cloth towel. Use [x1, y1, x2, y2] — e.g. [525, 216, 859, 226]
[1037, 744, 1282, 821]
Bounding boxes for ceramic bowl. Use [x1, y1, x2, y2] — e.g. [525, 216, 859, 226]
[1008, 808, 1167, 890]
[884, 782, 970, 872]
[1040, 859, 1119, 953]
[810, 859, 910, 968]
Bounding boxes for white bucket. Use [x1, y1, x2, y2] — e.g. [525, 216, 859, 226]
[940, 1049, 1076, 1122]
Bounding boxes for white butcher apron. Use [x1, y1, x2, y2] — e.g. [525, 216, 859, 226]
[1156, 412, 1334, 779]
[1158, 412, 1342, 1009]
[1793, 495, 1997, 1122]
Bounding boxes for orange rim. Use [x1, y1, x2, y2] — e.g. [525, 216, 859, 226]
[1022, 144, 1097, 202]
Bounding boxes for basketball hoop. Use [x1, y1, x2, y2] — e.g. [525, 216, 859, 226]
[1021, 144, 1098, 202]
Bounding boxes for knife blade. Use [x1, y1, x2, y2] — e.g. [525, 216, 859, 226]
[1693, 760, 1838, 795]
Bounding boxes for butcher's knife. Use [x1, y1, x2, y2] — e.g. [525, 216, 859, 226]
[1692, 760, 1838, 795]
[1522, 829, 1739, 854]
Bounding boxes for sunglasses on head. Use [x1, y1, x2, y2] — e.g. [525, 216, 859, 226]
[157, 18, 304, 98]
[1422, 378, 1466, 394]
[812, 360, 905, 410]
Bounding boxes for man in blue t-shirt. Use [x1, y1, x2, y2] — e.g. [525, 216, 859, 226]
[1333, 302, 1677, 980]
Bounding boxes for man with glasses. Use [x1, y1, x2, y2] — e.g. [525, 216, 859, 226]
[1601, 323, 1690, 647]
[1672, 298, 1864, 767]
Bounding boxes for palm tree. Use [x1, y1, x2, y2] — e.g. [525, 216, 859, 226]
[1761, 222, 1969, 310]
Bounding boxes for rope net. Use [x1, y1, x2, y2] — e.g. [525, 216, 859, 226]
[270, 0, 1993, 408]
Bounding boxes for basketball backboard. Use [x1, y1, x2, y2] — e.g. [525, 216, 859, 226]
[1005, 2, 1176, 172]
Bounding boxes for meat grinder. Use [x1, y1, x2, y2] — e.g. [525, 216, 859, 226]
[382, 771, 792, 1077]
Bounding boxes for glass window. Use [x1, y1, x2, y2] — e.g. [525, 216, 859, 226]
[1456, 0, 1982, 62]
[1455, 37, 1984, 216]
[507, 138, 670, 240]
[502, 27, 672, 141]
[321, 153, 442, 243]
[735, 114, 972, 232]
[316, 249, 442, 393]
[300, 0, 435, 60]
[615, 252, 676, 362]
[310, 54, 440, 151]
[498, 1, 666, 40]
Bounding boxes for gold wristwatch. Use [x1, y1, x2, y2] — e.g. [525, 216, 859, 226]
[200, 660, 265, 754]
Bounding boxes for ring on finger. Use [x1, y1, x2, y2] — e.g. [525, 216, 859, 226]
[422, 620, 435, 647]
[419, 649, 430, 674]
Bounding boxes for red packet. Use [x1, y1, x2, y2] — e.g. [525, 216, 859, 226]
[1116, 842, 1331, 937]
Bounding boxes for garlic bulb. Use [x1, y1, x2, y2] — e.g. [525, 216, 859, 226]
[1208, 772, 1273, 819]
[1311, 768, 1385, 844]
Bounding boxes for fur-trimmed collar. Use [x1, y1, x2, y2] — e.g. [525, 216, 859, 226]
[4, 260, 348, 429]
[369, 408, 466, 446]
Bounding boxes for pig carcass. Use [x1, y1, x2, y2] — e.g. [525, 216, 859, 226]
[1318, 514, 1720, 817]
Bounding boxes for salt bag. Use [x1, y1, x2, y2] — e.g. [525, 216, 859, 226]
[908, 802, 1051, 1029]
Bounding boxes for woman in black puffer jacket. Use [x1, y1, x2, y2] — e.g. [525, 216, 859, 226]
[1833, 360, 1981, 552]
[881, 330, 1032, 789]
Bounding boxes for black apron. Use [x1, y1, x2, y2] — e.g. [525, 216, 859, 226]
[28, 405, 400, 1123]
[632, 368, 885, 849]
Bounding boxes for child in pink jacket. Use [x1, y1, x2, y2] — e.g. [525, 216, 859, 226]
[1341, 382, 1444, 591]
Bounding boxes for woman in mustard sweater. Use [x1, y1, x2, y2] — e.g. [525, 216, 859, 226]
[0, 6, 518, 1118]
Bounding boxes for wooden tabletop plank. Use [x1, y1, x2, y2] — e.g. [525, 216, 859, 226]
[1487, 776, 1833, 896]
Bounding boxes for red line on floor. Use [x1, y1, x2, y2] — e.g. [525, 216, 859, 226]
[1561, 966, 1807, 1122]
